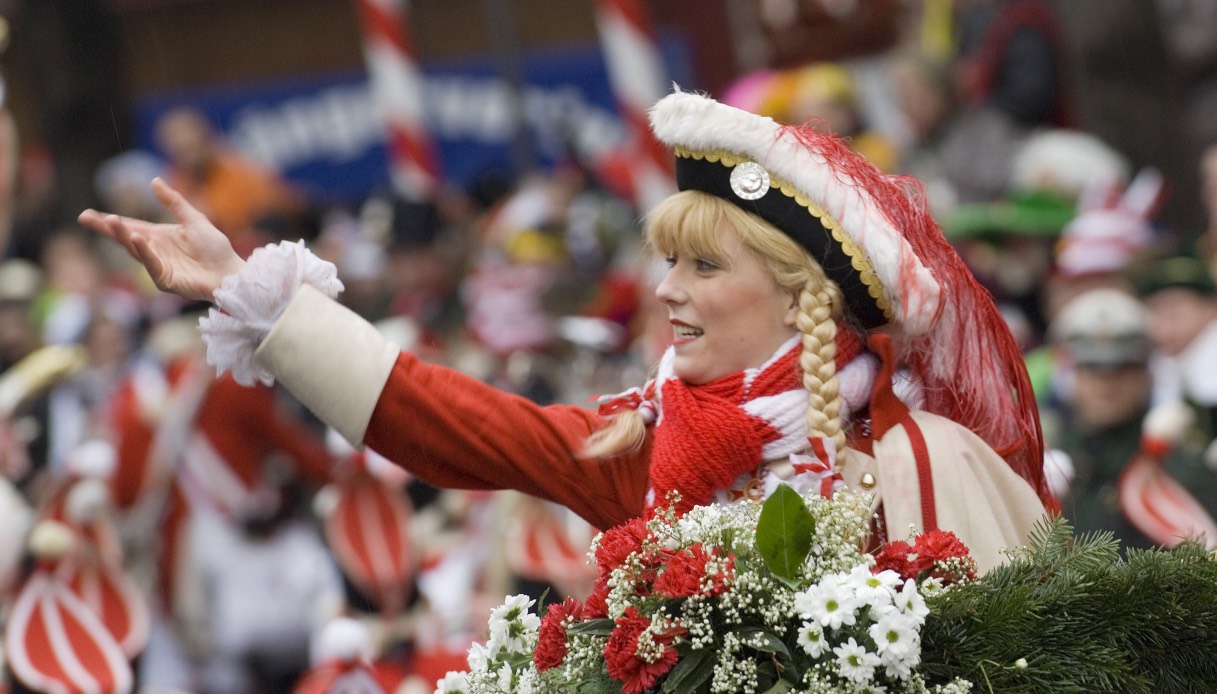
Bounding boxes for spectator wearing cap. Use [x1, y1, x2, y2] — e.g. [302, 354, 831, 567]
[1017, 168, 1165, 404]
[1137, 255, 1217, 438]
[1199, 143, 1217, 277]
[1045, 288, 1217, 548]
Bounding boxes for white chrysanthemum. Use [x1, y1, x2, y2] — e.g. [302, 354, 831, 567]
[436, 671, 470, 693]
[848, 565, 901, 605]
[488, 594, 540, 656]
[797, 620, 829, 658]
[868, 610, 921, 662]
[833, 637, 881, 684]
[795, 573, 860, 630]
[466, 642, 491, 672]
[855, 683, 889, 694]
[894, 580, 929, 621]
[494, 663, 514, 690]
[920, 575, 947, 597]
[490, 594, 536, 628]
[881, 651, 918, 682]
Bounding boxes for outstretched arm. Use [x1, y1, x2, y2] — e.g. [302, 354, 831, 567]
[78, 177, 246, 302]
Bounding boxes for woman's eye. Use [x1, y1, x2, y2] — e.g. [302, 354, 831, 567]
[696, 258, 719, 273]
[663, 255, 677, 268]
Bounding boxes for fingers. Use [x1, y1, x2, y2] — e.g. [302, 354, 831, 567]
[77, 209, 116, 239]
[93, 214, 159, 274]
[129, 234, 168, 291]
[150, 177, 206, 225]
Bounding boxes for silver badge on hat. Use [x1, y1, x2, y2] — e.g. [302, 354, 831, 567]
[729, 161, 770, 200]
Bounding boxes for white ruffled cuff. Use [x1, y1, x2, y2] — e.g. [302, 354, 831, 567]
[199, 240, 344, 386]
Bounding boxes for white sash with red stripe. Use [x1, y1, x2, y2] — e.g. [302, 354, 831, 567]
[177, 431, 260, 517]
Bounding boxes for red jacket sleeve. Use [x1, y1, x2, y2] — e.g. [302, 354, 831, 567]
[363, 353, 650, 530]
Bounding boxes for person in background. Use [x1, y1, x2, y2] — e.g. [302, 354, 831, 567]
[887, 49, 963, 217]
[953, 0, 1071, 130]
[1198, 143, 1217, 277]
[760, 63, 899, 173]
[1046, 288, 1217, 549]
[105, 310, 337, 694]
[154, 106, 303, 258]
[937, 0, 1072, 203]
[1137, 255, 1217, 440]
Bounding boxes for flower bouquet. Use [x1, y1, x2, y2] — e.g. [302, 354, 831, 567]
[438, 485, 1217, 693]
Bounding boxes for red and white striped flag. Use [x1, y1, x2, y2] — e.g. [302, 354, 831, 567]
[594, 0, 676, 213]
[354, 0, 441, 201]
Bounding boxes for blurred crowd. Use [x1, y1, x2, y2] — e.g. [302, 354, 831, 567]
[0, 1, 1216, 693]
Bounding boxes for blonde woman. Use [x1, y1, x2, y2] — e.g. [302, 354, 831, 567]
[79, 91, 1049, 571]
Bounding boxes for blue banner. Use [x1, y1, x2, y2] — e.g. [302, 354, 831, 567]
[135, 37, 691, 206]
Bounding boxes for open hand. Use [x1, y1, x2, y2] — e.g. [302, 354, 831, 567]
[78, 178, 246, 302]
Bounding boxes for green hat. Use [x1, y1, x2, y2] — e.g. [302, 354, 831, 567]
[943, 190, 1076, 241]
[1130, 255, 1216, 297]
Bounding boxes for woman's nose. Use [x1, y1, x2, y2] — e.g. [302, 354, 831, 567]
[654, 268, 683, 305]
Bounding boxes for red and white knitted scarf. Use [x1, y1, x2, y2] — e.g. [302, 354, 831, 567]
[599, 331, 866, 514]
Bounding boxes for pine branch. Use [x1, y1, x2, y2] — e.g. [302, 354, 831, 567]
[918, 518, 1217, 693]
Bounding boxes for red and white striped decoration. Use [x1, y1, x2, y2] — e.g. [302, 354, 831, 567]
[1118, 450, 1217, 549]
[594, 0, 676, 213]
[324, 463, 414, 616]
[58, 559, 150, 659]
[354, 0, 441, 201]
[506, 506, 598, 598]
[293, 663, 392, 694]
[4, 568, 134, 694]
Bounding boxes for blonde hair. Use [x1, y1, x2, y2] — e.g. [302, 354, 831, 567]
[583, 190, 847, 459]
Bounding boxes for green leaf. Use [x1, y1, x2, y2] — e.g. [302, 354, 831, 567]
[761, 681, 793, 694]
[566, 618, 615, 636]
[755, 483, 815, 587]
[502, 651, 533, 670]
[662, 646, 716, 694]
[734, 627, 791, 658]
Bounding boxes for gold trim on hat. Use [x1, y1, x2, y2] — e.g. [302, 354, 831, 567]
[675, 147, 892, 320]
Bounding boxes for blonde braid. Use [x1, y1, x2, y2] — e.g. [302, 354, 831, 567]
[796, 275, 847, 461]
[581, 408, 648, 459]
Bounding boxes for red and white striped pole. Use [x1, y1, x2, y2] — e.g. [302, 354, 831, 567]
[595, 0, 676, 213]
[354, 0, 441, 202]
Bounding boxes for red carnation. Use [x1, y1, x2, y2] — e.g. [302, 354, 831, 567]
[604, 608, 682, 694]
[534, 598, 584, 672]
[913, 529, 971, 562]
[653, 544, 735, 598]
[914, 530, 977, 583]
[584, 576, 610, 619]
[595, 518, 650, 575]
[872, 539, 915, 578]
[872, 538, 933, 580]
[874, 531, 977, 585]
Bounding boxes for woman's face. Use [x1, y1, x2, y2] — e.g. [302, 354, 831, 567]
[654, 222, 799, 384]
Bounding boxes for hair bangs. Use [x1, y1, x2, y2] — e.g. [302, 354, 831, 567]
[645, 191, 734, 263]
